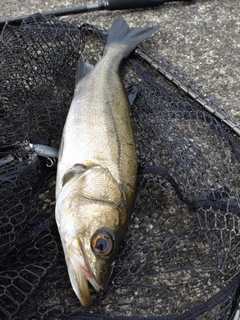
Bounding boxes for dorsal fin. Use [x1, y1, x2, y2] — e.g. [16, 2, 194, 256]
[125, 84, 139, 105]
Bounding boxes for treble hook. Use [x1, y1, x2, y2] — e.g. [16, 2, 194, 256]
[46, 157, 56, 167]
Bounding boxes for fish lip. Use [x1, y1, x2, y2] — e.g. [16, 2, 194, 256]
[68, 238, 103, 304]
[77, 239, 103, 292]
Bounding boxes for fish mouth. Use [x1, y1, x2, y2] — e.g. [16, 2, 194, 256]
[67, 238, 103, 308]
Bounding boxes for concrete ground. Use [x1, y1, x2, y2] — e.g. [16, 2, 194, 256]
[1, 1, 239, 319]
[1, 0, 240, 125]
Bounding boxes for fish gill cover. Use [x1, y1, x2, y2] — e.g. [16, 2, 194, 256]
[1, 14, 240, 320]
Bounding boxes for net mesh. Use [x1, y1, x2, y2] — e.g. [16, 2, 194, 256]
[1, 14, 240, 320]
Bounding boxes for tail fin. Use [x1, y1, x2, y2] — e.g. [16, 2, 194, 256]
[105, 18, 160, 58]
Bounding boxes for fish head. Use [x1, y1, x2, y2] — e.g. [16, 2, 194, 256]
[56, 165, 130, 307]
[58, 199, 124, 307]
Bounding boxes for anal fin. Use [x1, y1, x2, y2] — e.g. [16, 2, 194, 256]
[75, 55, 94, 86]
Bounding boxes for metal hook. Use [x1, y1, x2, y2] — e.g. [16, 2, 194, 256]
[46, 157, 55, 167]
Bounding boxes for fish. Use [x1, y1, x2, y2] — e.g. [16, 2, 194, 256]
[55, 17, 160, 307]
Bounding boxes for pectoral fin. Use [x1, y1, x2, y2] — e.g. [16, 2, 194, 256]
[79, 166, 124, 206]
[62, 164, 125, 207]
[62, 164, 88, 186]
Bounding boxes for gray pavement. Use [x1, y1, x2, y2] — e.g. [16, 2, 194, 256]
[1, 0, 239, 122]
[1, 2, 240, 318]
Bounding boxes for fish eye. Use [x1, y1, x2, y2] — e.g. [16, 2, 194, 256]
[91, 231, 114, 257]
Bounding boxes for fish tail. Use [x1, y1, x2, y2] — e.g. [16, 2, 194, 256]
[105, 18, 160, 58]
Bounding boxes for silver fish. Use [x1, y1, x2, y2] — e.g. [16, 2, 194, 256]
[55, 18, 160, 307]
